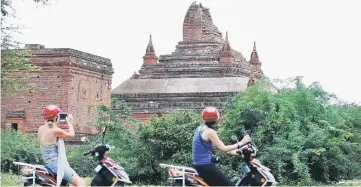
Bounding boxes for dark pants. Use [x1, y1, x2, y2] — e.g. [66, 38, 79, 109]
[193, 163, 234, 186]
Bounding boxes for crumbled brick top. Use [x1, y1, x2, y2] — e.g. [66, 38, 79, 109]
[4, 44, 114, 75]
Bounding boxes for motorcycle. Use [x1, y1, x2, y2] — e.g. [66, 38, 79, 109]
[81, 126, 132, 186]
[159, 135, 277, 187]
[13, 126, 132, 186]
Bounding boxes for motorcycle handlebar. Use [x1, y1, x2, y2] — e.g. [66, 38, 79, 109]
[236, 143, 256, 155]
[83, 151, 91, 156]
[240, 144, 250, 150]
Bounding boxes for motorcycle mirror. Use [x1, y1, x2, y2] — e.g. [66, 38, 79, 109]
[102, 126, 107, 134]
[230, 135, 239, 144]
[102, 126, 107, 144]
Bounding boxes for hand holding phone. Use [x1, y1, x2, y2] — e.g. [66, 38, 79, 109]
[66, 114, 74, 124]
[58, 112, 68, 124]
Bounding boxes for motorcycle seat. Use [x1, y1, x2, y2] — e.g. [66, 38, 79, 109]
[34, 166, 69, 186]
[168, 166, 198, 177]
[250, 159, 271, 171]
[44, 166, 57, 178]
[183, 167, 197, 174]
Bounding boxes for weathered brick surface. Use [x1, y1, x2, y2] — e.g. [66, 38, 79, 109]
[130, 113, 154, 124]
[250, 42, 262, 72]
[1, 45, 113, 134]
[143, 35, 158, 65]
[183, 2, 223, 43]
[67, 66, 112, 133]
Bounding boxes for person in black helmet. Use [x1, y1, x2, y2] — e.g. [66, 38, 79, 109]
[192, 107, 251, 186]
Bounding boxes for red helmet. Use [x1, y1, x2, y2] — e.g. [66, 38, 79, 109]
[201, 107, 220, 122]
[43, 105, 60, 120]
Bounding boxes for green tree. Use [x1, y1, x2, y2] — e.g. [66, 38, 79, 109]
[218, 77, 361, 185]
[1, 0, 49, 95]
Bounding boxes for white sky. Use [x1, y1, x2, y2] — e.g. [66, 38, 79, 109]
[10, 0, 361, 103]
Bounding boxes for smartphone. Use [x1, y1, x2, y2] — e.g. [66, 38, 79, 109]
[58, 112, 68, 124]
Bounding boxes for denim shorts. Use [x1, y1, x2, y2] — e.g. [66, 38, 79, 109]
[45, 162, 76, 182]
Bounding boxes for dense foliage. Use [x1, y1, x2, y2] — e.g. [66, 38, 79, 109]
[218, 77, 361, 185]
[0, 124, 43, 173]
[134, 111, 203, 184]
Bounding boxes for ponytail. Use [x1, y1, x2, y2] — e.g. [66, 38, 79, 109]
[205, 121, 217, 129]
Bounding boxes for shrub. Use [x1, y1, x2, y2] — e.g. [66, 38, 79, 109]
[0, 172, 22, 186]
[66, 144, 95, 177]
[134, 111, 202, 184]
[0, 125, 42, 173]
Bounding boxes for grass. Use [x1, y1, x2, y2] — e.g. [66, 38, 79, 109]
[0, 173, 22, 186]
[1, 172, 361, 186]
[0, 172, 160, 186]
[337, 180, 361, 186]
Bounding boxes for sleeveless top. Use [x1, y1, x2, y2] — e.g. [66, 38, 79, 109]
[40, 142, 59, 165]
[192, 126, 214, 165]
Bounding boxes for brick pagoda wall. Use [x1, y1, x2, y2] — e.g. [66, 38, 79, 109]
[130, 113, 154, 124]
[1, 44, 113, 134]
[68, 67, 112, 133]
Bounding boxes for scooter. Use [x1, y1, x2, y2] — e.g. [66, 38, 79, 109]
[159, 135, 277, 187]
[13, 127, 132, 186]
[81, 126, 132, 186]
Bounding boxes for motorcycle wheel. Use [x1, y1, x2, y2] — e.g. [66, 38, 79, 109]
[23, 181, 33, 187]
[114, 182, 131, 186]
[23, 181, 44, 187]
[173, 180, 200, 186]
[173, 180, 184, 186]
[92, 182, 131, 187]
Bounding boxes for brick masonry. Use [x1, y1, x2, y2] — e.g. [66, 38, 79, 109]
[130, 113, 155, 124]
[1, 44, 113, 134]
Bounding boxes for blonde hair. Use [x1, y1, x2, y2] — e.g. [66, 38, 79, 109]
[46, 119, 57, 128]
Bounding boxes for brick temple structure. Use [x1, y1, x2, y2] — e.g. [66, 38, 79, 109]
[1, 44, 113, 135]
[112, 2, 264, 124]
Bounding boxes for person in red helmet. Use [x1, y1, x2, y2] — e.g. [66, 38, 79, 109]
[38, 105, 86, 186]
[192, 106, 251, 186]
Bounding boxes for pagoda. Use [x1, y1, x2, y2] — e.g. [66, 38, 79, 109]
[111, 2, 263, 123]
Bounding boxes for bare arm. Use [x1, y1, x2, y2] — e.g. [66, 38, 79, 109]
[207, 129, 239, 153]
[53, 128, 75, 138]
[227, 149, 239, 156]
[207, 130, 252, 153]
[54, 114, 75, 138]
[227, 135, 252, 156]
